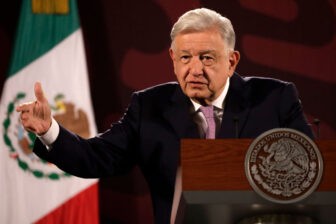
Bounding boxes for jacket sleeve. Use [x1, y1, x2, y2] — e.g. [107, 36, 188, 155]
[33, 93, 141, 178]
[278, 82, 315, 138]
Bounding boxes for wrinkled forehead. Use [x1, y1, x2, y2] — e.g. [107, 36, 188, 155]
[171, 27, 227, 49]
[171, 29, 230, 55]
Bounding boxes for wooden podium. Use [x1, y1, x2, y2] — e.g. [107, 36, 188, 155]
[175, 139, 336, 224]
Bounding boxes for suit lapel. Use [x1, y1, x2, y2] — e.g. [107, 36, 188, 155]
[163, 86, 199, 139]
[218, 73, 251, 138]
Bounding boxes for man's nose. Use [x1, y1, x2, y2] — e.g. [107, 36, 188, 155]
[189, 57, 204, 76]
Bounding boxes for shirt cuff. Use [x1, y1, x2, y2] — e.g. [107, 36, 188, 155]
[37, 117, 60, 150]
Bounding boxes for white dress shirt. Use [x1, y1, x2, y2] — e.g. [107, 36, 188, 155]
[189, 77, 230, 138]
[37, 116, 59, 149]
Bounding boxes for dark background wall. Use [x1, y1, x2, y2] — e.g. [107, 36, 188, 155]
[1, 0, 335, 223]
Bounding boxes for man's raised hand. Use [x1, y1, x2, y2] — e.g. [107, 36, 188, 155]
[16, 82, 52, 135]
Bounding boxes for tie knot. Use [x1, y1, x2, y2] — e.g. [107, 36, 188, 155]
[200, 105, 214, 118]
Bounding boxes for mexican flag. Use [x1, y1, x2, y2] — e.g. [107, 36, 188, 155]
[0, 0, 98, 223]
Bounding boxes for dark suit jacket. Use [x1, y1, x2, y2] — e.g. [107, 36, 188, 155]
[34, 73, 314, 224]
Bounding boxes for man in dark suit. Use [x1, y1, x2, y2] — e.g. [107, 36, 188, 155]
[17, 8, 313, 224]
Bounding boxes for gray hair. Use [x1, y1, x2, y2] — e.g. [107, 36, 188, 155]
[170, 8, 236, 51]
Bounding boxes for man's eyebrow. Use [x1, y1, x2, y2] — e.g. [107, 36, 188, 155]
[200, 50, 216, 55]
[178, 50, 217, 54]
[179, 50, 191, 54]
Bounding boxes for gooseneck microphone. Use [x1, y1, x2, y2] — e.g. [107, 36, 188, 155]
[313, 118, 320, 139]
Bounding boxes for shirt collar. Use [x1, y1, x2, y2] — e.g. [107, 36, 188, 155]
[190, 77, 230, 111]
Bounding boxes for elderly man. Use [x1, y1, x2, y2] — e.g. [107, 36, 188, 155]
[17, 8, 313, 224]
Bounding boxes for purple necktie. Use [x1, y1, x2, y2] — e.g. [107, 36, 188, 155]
[200, 105, 216, 139]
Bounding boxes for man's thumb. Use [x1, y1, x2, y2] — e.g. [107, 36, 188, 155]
[34, 82, 46, 102]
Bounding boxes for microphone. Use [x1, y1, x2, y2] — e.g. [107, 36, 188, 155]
[313, 118, 320, 139]
[233, 116, 239, 138]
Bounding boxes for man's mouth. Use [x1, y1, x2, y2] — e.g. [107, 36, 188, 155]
[187, 81, 207, 87]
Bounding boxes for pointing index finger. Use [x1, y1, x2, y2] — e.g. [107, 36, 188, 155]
[34, 82, 46, 103]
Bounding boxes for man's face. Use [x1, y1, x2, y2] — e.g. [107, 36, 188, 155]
[169, 28, 240, 105]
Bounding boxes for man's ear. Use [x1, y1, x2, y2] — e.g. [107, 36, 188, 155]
[228, 50, 240, 76]
[169, 48, 176, 62]
[169, 48, 178, 75]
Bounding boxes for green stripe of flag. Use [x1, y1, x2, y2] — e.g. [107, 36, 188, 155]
[7, 0, 80, 78]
